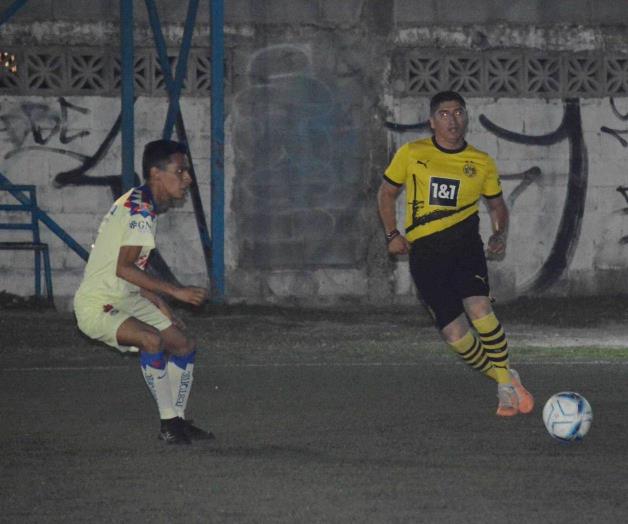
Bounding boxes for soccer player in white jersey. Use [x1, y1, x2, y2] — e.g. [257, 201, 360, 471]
[74, 140, 212, 444]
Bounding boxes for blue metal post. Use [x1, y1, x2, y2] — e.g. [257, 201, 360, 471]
[120, 0, 135, 193]
[146, 0, 213, 289]
[0, 0, 29, 28]
[30, 187, 42, 295]
[211, 0, 225, 300]
[163, 0, 198, 139]
[145, 0, 198, 140]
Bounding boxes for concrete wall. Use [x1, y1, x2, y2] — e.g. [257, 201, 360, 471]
[1, 0, 627, 309]
[387, 96, 628, 301]
[0, 95, 211, 299]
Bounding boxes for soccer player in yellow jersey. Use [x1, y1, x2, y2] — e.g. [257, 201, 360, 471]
[74, 140, 212, 444]
[377, 91, 534, 417]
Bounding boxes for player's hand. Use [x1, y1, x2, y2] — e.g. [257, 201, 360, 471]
[387, 234, 409, 255]
[170, 314, 187, 330]
[174, 286, 209, 306]
[486, 232, 506, 261]
[153, 294, 175, 318]
[157, 300, 186, 329]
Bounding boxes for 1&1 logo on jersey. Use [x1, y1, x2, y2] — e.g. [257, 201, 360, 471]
[429, 177, 460, 207]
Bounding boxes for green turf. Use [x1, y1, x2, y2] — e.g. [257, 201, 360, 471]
[513, 345, 628, 360]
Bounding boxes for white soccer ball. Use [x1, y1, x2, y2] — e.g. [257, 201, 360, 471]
[542, 391, 593, 442]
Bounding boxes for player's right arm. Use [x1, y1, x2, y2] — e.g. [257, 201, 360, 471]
[116, 245, 208, 306]
[377, 180, 409, 255]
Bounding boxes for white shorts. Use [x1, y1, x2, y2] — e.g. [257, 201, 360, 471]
[74, 292, 172, 353]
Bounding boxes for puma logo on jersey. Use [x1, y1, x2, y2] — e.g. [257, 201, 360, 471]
[416, 160, 430, 168]
[474, 274, 488, 285]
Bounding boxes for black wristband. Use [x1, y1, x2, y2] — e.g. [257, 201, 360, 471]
[385, 229, 400, 243]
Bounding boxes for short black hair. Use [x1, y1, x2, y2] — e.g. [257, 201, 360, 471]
[142, 139, 187, 181]
[429, 91, 466, 115]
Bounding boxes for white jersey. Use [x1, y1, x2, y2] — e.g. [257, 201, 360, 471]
[75, 185, 157, 303]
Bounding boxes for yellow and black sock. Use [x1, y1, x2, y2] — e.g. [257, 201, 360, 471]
[472, 312, 510, 384]
[448, 330, 497, 381]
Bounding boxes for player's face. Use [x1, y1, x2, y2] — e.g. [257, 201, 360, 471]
[429, 100, 468, 149]
[160, 152, 192, 201]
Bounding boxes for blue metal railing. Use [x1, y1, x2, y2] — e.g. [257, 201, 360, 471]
[210, 0, 225, 299]
[0, 0, 226, 301]
[145, 0, 224, 300]
[0, 172, 89, 261]
[0, 183, 54, 300]
[120, 0, 135, 193]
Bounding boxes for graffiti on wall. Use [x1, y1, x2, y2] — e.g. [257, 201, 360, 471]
[1, 97, 90, 159]
[53, 112, 132, 198]
[0, 97, 132, 197]
[385, 99, 588, 294]
[479, 99, 587, 293]
[232, 44, 364, 270]
[602, 98, 628, 148]
[0, 97, 207, 286]
[605, 98, 628, 245]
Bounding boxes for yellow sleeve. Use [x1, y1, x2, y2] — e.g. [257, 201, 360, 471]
[384, 144, 409, 187]
[481, 155, 502, 198]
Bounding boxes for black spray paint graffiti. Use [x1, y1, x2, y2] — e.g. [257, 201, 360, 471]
[53, 110, 135, 198]
[601, 97, 628, 147]
[616, 186, 628, 245]
[1, 97, 90, 159]
[603, 97, 628, 245]
[500, 167, 542, 210]
[0, 98, 209, 286]
[385, 99, 587, 294]
[0, 97, 137, 197]
[480, 99, 587, 294]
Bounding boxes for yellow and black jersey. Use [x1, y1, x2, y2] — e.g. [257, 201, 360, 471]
[384, 136, 502, 242]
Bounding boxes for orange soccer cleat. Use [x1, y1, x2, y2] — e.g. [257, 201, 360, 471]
[496, 383, 519, 417]
[509, 368, 535, 414]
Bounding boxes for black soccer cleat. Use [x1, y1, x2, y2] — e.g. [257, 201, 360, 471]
[180, 418, 215, 441]
[159, 417, 191, 445]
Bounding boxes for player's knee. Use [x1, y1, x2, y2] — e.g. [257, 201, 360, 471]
[440, 313, 468, 343]
[181, 336, 196, 355]
[443, 328, 467, 344]
[464, 297, 492, 320]
[170, 335, 196, 356]
[140, 329, 163, 353]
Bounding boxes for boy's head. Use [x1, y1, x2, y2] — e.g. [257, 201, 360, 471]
[142, 140, 188, 181]
[429, 91, 466, 116]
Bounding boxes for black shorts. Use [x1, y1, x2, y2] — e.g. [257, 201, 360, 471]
[409, 214, 490, 330]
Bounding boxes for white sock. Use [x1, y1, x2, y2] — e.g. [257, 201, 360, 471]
[140, 351, 177, 420]
[168, 351, 196, 419]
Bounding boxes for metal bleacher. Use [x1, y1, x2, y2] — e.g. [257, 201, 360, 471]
[0, 183, 54, 304]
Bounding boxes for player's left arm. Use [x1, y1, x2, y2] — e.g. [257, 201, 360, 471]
[140, 288, 186, 330]
[484, 194, 509, 259]
[116, 245, 207, 306]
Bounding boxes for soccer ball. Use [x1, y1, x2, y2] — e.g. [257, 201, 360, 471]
[542, 392, 593, 442]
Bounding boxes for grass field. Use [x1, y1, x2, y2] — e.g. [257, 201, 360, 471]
[1, 296, 628, 522]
